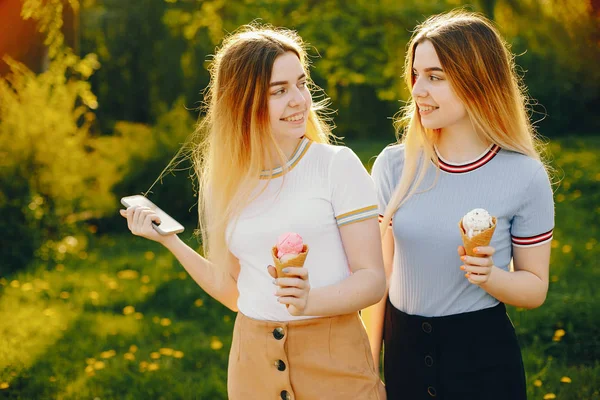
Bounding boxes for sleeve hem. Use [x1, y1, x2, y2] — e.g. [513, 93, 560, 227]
[336, 205, 378, 226]
[512, 229, 553, 247]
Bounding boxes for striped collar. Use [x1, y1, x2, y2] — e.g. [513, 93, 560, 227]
[435, 143, 500, 174]
[260, 137, 312, 179]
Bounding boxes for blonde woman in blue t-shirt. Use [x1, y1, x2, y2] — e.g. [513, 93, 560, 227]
[367, 11, 554, 400]
[121, 25, 387, 399]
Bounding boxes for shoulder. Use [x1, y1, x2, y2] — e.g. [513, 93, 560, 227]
[372, 143, 405, 177]
[310, 141, 362, 165]
[495, 149, 548, 180]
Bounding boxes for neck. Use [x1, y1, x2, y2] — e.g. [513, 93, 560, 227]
[264, 136, 303, 170]
[436, 121, 490, 163]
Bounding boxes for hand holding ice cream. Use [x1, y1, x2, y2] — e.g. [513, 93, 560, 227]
[270, 232, 311, 315]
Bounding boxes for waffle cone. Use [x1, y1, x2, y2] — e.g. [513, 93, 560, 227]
[458, 217, 497, 257]
[271, 244, 309, 278]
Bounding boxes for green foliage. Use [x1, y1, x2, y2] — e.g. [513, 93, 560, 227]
[81, 0, 599, 139]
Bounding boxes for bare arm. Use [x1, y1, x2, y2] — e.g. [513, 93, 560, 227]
[121, 207, 240, 311]
[274, 217, 386, 317]
[460, 242, 551, 309]
[363, 226, 394, 371]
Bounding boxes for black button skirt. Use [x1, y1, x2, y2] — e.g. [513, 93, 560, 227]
[383, 299, 526, 400]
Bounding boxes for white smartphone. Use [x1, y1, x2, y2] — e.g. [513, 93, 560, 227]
[120, 195, 185, 235]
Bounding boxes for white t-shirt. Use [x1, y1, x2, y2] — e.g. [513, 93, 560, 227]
[226, 137, 378, 321]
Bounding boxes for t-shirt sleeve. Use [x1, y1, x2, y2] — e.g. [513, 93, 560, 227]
[329, 147, 379, 227]
[511, 166, 555, 247]
[371, 147, 394, 218]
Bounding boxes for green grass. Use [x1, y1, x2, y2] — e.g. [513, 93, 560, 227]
[1, 137, 598, 399]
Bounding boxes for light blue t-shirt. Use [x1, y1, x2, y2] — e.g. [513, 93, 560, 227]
[371, 144, 555, 317]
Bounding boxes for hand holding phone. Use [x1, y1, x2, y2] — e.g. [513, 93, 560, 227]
[120, 195, 184, 236]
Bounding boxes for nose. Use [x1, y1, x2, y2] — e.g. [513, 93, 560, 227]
[411, 76, 427, 99]
[288, 86, 306, 107]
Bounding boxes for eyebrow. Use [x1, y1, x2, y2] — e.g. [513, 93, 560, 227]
[413, 67, 444, 73]
[270, 73, 306, 87]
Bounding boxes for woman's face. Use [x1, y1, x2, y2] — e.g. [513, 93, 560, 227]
[268, 51, 312, 141]
[411, 40, 468, 131]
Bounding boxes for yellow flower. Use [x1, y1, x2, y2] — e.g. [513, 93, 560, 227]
[94, 361, 105, 370]
[0, 383, 9, 389]
[86, 358, 96, 365]
[159, 348, 174, 356]
[141, 275, 151, 283]
[210, 337, 223, 350]
[550, 275, 559, 283]
[148, 363, 160, 371]
[173, 351, 184, 359]
[22, 283, 33, 291]
[10, 280, 20, 288]
[85, 365, 95, 374]
[49, 376, 56, 382]
[134, 312, 144, 320]
[59, 291, 70, 299]
[124, 353, 135, 361]
[117, 269, 139, 280]
[152, 316, 160, 324]
[194, 299, 204, 307]
[150, 352, 161, 360]
[144, 251, 155, 261]
[100, 350, 116, 359]
[534, 379, 542, 387]
[179, 272, 187, 280]
[123, 306, 135, 315]
[89, 291, 99, 300]
[560, 376, 572, 383]
[554, 329, 566, 338]
[129, 345, 138, 353]
[561, 245, 572, 254]
[543, 394, 556, 399]
[160, 318, 172, 327]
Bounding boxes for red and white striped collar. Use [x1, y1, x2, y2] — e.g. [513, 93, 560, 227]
[435, 143, 500, 174]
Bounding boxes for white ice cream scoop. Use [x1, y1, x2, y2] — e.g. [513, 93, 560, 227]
[462, 208, 493, 238]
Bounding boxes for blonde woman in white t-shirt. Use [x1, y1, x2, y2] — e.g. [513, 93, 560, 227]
[120, 24, 386, 400]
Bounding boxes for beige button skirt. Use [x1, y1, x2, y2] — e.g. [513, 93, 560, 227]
[227, 312, 386, 400]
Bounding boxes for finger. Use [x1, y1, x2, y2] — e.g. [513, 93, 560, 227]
[274, 277, 306, 289]
[280, 267, 308, 279]
[267, 265, 278, 280]
[461, 255, 491, 267]
[457, 246, 466, 257]
[125, 206, 136, 231]
[132, 207, 145, 228]
[465, 272, 488, 284]
[473, 246, 495, 256]
[119, 209, 127, 217]
[278, 296, 303, 308]
[275, 287, 305, 298]
[461, 265, 490, 275]
[143, 212, 160, 231]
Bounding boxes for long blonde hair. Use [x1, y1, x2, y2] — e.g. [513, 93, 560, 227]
[194, 24, 334, 266]
[380, 10, 548, 234]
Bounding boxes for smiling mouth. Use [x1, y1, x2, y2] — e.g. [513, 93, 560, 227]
[418, 106, 439, 112]
[281, 112, 305, 122]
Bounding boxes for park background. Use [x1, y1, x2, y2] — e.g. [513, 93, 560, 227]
[0, 0, 598, 398]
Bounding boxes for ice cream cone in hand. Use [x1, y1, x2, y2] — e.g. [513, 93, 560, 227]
[458, 208, 497, 257]
[271, 232, 309, 278]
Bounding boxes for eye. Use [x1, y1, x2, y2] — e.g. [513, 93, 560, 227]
[429, 75, 442, 81]
[272, 88, 286, 95]
[298, 80, 307, 88]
